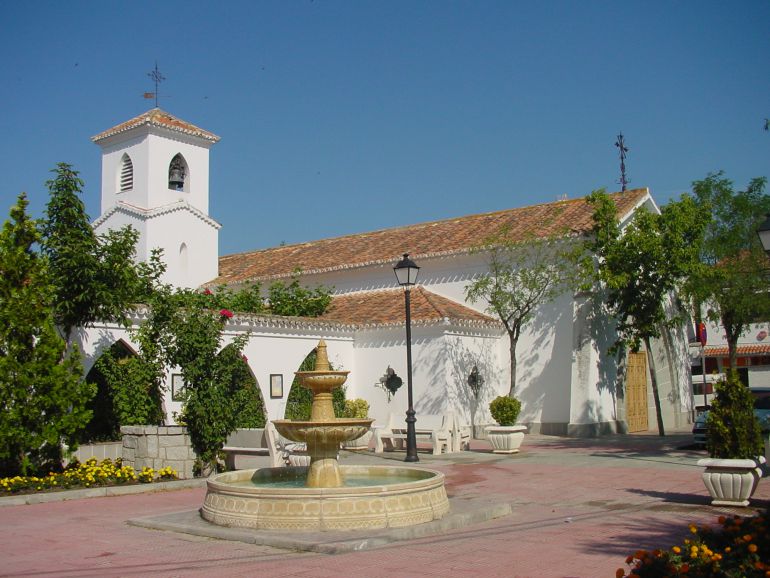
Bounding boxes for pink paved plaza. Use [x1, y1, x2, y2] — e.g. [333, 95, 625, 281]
[2, 432, 768, 578]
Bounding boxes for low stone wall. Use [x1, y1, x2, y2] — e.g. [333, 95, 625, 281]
[120, 426, 196, 480]
[70, 441, 123, 464]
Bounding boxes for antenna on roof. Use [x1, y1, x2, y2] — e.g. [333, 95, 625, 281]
[615, 132, 629, 192]
[144, 62, 166, 108]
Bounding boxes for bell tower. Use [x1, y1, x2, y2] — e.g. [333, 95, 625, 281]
[91, 108, 221, 288]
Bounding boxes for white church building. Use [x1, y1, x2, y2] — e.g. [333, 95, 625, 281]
[76, 108, 695, 438]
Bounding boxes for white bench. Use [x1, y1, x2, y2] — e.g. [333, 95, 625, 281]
[449, 412, 472, 452]
[265, 422, 311, 468]
[374, 412, 452, 455]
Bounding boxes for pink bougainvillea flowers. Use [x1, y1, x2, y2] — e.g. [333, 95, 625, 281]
[219, 309, 233, 319]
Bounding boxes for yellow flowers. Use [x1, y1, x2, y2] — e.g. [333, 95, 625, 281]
[0, 458, 178, 494]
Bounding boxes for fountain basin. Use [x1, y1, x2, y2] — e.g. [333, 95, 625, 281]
[201, 465, 450, 531]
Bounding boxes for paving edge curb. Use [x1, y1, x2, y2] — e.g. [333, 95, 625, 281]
[127, 496, 514, 554]
[0, 478, 207, 506]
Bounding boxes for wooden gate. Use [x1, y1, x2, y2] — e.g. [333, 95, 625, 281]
[626, 352, 649, 433]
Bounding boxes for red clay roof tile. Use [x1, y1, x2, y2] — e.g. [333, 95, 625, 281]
[704, 344, 770, 357]
[320, 287, 499, 327]
[211, 188, 649, 286]
[92, 108, 220, 143]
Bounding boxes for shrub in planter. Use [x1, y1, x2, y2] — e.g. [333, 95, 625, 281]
[341, 398, 369, 419]
[699, 371, 766, 507]
[707, 372, 764, 459]
[489, 396, 521, 426]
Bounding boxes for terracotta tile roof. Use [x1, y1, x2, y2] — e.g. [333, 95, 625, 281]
[704, 344, 770, 357]
[92, 108, 220, 143]
[320, 287, 500, 328]
[211, 188, 649, 286]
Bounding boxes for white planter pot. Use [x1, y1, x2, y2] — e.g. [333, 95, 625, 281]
[697, 456, 766, 507]
[485, 425, 527, 454]
[342, 430, 373, 451]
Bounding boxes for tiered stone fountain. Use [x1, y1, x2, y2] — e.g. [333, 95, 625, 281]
[201, 340, 449, 531]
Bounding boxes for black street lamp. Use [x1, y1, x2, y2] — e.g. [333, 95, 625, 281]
[394, 253, 420, 463]
[758, 214, 770, 257]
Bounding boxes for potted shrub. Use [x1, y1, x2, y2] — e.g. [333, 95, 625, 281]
[485, 395, 527, 454]
[698, 371, 766, 506]
[341, 398, 373, 450]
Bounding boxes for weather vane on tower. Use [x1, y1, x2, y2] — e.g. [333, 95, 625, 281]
[615, 132, 629, 192]
[144, 62, 165, 108]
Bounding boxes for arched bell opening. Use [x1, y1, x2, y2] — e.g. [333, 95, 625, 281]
[168, 153, 189, 192]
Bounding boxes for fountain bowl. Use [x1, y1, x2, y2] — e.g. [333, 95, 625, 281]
[201, 465, 450, 531]
[272, 418, 373, 445]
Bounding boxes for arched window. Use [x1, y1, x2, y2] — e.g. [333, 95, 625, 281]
[119, 153, 133, 192]
[168, 153, 188, 191]
[179, 242, 188, 278]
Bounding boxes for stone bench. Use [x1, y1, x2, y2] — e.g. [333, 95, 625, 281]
[374, 412, 452, 455]
[222, 428, 272, 470]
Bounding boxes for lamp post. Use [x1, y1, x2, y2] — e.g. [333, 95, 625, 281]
[394, 253, 420, 463]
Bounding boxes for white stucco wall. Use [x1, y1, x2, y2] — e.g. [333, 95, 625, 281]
[76, 315, 356, 426]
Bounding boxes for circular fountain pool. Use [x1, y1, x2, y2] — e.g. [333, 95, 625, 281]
[201, 465, 450, 531]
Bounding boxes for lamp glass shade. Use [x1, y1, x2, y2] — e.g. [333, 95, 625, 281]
[394, 254, 420, 286]
[758, 214, 770, 256]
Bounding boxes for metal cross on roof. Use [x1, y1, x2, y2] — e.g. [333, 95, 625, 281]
[145, 62, 166, 108]
[615, 132, 629, 192]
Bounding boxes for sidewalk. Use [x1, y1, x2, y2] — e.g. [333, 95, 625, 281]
[1, 431, 768, 578]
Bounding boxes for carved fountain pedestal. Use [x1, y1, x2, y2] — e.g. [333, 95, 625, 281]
[201, 340, 449, 531]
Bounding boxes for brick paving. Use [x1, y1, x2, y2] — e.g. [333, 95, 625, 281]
[2, 431, 768, 578]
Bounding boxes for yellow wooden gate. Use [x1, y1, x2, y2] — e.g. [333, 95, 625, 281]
[626, 352, 649, 433]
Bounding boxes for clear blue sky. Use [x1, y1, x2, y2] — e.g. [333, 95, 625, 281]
[1, 1, 769, 256]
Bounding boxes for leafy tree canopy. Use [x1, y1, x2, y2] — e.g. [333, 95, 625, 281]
[0, 194, 93, 476]
[40, 163, 155, 341]
[687, 172, 770, 368]
[465, 225, 576, 396]
[584, 190, 709, 435]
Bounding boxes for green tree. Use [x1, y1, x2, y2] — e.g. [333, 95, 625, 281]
[465, 229, 575, 396]
[40, 163, 148, 342]
[688, 172, 770, 370]
[585, 191, 708, 435]
[0, 194, 94, 476]
[170, 306, 250, 475]
[268, 274, 332, 317]
[80, 251, 170, 441]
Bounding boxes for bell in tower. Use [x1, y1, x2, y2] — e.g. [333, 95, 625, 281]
[168, 154, 186, 190]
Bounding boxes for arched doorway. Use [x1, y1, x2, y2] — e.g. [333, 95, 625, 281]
[81, 340, 165, 442]
[217, 345, 267, 428]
